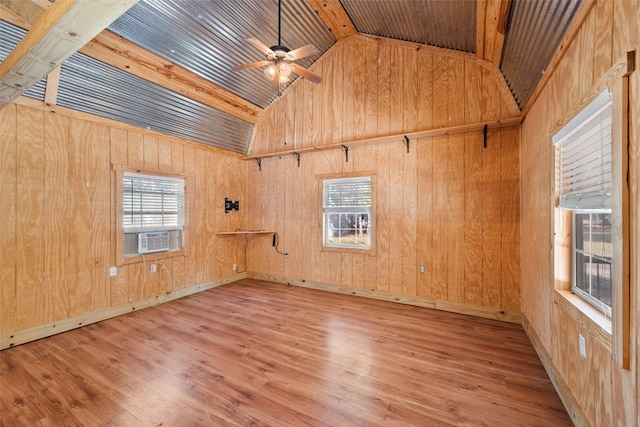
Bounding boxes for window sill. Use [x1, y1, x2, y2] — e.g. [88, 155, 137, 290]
[120, 249, 184, 266]
[554, 289, 612, 347]
[321, 245, 375, 255]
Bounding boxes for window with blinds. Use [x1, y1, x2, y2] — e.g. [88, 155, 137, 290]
[553, 90, 612, 210]
[553, 89, 614, 317]
[123, 172, 185, 232]
[323, 176, 372, 249]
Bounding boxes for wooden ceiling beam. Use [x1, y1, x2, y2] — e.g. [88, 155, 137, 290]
[307, 0, 357, 40]
[85, 31, 262, 124]
[0, 2, 263, 123]
[0, 0, 140, 109]
[477, 0, 511, 66]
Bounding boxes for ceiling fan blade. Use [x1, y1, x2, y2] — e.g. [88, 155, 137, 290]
[245, 37, 274, 56]
[286, 44, 320, 61]
[290, 64, 322, 84]
[232, 60, 270, 71]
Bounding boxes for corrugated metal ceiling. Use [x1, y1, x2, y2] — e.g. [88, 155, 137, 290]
[108, 0, 335, 108]
[501, 0, 582, 109]
[0, 20, 254, 153]
[1, 0, 584, 154]
[341, 0, 476, 53]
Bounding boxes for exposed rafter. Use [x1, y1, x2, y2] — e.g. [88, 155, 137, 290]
[0, 0, 140, 109]
[481, 0, 511, 65]
[306, 0, 357, 40]
[0, 2, 263, 123]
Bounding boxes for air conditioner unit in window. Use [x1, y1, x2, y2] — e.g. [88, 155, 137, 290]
[138, 231, 170, 254]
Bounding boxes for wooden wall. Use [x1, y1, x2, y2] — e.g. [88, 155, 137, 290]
[520, 0, 639, 426]
[247, 37, 521, 318]
[0, 100, 248, 343]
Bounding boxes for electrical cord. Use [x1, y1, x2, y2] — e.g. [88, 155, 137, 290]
[236, 234, 249, 273]
[139, 253, 147, 300]
[273, 232, 288, 257]
[156, 262, 174, 292]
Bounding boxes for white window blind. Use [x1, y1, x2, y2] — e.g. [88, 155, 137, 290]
[123, 172, 184, 232]
[323, 176, 372, 249]
[553, 90, 612, 210]
[324, 177, 371, 209]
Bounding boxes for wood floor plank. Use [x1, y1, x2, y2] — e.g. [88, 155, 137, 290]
[0, 279, 571, 426]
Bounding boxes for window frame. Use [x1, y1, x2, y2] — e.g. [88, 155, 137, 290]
[319, 172, 376, 254]
[114, 166, 189, 266]
[551, 51, 633, 369]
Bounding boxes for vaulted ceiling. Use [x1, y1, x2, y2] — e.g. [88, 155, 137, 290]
[0, 0, 581, 154]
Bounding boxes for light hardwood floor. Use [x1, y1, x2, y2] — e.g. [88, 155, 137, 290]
[0, 279, 571, 426]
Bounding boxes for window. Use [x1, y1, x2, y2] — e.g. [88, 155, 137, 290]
[123, 172, 184, 256]
[554, 90, 612, 316]
[322, 176, 371, 249]
[573, 211, 612, 316]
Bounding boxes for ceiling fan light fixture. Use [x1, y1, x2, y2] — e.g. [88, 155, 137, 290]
[279, 62, 292, 77]
[232, 0, 322, 90]
[264, 64, 276, 79]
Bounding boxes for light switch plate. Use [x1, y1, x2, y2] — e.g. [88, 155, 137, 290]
[109, 266, 117, 277]
[579, 334, 586, 358]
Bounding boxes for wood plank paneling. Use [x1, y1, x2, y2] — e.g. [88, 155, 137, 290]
[249, 38, 522, 316]
[501, 127, 520, 311]
[0, 104, 17, 335]
[43, 113, 69, 322]
[68, 119, 95, 317]
[91, 123, 111, 311]
[464, 132, 484, 306]
[521, 2, 638, 427]
[15, 106, 46, 330]
[1, 101, 249, 344]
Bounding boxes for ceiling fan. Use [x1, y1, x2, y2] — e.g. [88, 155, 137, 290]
[231, 0, 322, 92]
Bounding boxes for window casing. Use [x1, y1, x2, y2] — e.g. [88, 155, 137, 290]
[322, 176, 372, 249]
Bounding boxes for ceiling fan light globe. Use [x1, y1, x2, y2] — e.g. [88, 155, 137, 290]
[279, 62, 292, 77]
[264, 65, 276, 79]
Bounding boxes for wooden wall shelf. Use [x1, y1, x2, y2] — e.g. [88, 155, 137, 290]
[243, 116, 522, 162]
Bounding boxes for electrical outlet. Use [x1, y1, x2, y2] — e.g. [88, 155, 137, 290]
[109, 266, 117, 277]
[150, 264, 157, 273]
[233, 264, 237, 271]
[578, 334, 586, 358]
[420, 265, 425, 273]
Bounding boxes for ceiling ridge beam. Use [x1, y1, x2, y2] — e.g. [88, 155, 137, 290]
[0, 0, 139, 109]
[306, 0, 357, 40]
